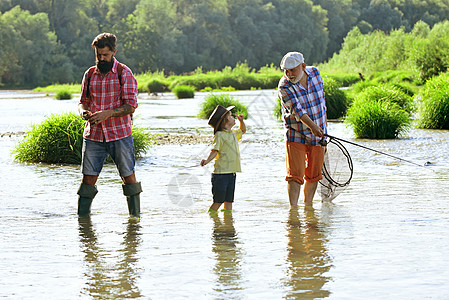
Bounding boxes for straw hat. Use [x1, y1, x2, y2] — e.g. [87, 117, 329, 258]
[208, 105, 235, 133]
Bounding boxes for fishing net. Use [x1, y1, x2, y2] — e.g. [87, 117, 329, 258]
[319, 137, 353, 201]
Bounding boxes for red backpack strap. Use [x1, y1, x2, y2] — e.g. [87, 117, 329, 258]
[84, 66, 96, 99]
[117, 63, 124, 85]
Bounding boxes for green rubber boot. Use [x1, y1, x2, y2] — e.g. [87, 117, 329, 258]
[122, 182, 142, 217]
[77, 183, 98, 216]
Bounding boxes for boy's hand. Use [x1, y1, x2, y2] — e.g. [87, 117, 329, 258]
[200, 159, 207, 166]
[236, 114, 244, 121]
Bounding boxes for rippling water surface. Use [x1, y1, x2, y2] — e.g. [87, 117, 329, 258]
[1, 90, 448, 299]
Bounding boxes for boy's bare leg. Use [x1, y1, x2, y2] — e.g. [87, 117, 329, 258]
[223, 202, 233, 210]
[209, 202, 222, 211]
[304, 181, 318, 206]
[287, 181, 301, 207]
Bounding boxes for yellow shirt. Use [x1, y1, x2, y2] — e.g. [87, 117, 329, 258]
[212, 128, 243, 173]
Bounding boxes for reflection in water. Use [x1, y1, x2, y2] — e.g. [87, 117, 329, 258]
[211, 213, 243, 298]
[284, 209, 332, 299]
[78, 217, 142, 298]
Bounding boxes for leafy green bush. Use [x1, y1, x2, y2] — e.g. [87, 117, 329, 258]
[417, 72, 449, 129]
[55, 90, 72, 100]
[345, 86, 412, 139]
[173, 85, 195, 99]
[198, 94, 249, 119]
[12, 112, 152, 164]
[319, 22, 449, 84]
[323, 77, 348, 119]
[412, 21, 449, 82]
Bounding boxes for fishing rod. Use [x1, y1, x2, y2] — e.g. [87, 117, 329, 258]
[324, 133, 430, 167]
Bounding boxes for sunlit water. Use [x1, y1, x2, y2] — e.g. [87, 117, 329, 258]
[1, 90, 449, 299]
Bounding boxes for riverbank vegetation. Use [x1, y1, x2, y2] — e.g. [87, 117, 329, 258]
[4, 1, 449, 142]
[2, 1, 449, 87]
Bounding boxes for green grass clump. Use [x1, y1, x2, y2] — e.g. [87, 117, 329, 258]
[323, 77, 348, 120]
[173, 85, 195, 99]
[345, 85, 412, 139]
[198, 94, 249, 119]
[13, 112, 85, 164]
[417, 72, 449, 129]
[12, 112, 152, 164]
[55, 90, 73, 100]
[359, 85, 415, 113]
[132, 127, 154, 158]
[147, 79, 167, 94]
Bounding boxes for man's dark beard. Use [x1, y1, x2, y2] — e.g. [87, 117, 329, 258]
[96, 60, 113, 74]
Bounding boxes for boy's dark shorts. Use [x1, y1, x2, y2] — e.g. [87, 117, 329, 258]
[211, 173, 236, 203]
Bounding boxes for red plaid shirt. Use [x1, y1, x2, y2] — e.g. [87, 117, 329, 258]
[79, 59, 138, 142]
[278, 66, 327, 146]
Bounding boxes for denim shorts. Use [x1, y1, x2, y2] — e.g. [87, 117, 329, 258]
[81, 135, 135, 177]
[211, 173, 236, 203]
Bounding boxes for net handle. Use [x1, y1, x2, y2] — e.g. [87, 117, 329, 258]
[324, 134, 426, 168]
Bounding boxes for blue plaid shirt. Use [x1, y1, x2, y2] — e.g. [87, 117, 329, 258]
[278, 66, 327, 146]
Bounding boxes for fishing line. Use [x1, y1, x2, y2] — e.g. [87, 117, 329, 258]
[324, 134, 429, 168]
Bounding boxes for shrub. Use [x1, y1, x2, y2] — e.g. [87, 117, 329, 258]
[323, 77, 348, 119]
[198, 94, 249, 119]
[147, 79, 167, 94]
[173, 85, 195, 99]
[345, 87, 412, 139]
[55, 90, 72, 100]
[12, 112, 152, 164]
[417, 72, 449, 129]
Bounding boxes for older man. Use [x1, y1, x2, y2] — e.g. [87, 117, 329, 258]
[277, 51, 327, 207]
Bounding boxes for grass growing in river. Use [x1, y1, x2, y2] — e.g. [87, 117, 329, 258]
[12, 112, 152, 164]
[416, 72, 449, 129]
[322, 77, 349, 120]
[198, 94, 249, 119]
[345, 85, 412, 139]
[173, 85, 195, 99]
[54, 90, 73, 100]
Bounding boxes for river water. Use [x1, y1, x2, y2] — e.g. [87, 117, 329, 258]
[1, 90, 448, 299]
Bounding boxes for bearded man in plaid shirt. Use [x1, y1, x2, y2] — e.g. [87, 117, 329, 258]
[278, 52, 327, 208]
[77, 33, 142, 217]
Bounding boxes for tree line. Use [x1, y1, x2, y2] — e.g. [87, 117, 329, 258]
[1, 0, 449, 87]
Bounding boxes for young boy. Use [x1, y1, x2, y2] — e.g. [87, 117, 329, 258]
[200, 105, 246, 214]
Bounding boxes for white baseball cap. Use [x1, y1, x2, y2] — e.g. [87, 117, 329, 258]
[280, 52, 304, 70]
